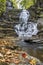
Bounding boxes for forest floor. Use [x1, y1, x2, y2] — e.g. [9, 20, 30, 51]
[0, 37, 42, 65]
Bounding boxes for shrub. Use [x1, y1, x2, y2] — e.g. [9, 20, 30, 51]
[0, 0, 6, 16]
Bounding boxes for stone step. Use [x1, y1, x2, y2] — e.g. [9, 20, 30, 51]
[0, 30, 17, 38]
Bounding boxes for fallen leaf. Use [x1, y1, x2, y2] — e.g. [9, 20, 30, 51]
[29, 59, 37, 65]
[12, 58, 20, 64]
[22, 53, 27, 58]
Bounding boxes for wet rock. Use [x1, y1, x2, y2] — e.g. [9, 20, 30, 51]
[37, 18, 43, 30]
[6, 0, 13, 10]
[37, 23, 43, 30]
[6, 1, 12, 7]
[24, 40, 33, 43]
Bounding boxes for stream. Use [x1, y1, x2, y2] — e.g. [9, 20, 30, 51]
[16, 40, 43, 62]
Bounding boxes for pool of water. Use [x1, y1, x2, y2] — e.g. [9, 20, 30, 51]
[16, 40, 43, 62]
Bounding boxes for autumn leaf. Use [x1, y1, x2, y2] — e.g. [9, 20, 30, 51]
[22, 53, 27, 58]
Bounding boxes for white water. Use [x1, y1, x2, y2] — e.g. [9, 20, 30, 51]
[15, 9, 38, 39]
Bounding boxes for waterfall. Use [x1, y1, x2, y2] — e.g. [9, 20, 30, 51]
[15, 9, 38, 40]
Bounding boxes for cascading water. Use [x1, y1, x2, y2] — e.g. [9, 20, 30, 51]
[15, 9, 38, 40]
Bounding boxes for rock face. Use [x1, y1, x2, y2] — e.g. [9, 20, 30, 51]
[37, 18, 43, 36]
[6, 0, 13, 10]
[37, 18, 43, 30]
[0, 7, 43, 42]
[0, 9, 21, 38]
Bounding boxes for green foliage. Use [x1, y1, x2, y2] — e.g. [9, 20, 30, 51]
[10, 0, 36, 9]
[10, 0, 37, 9]
[10, 0, 18, 8]
[0, 0, 6, 16]
[20, 0, 36, 9]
